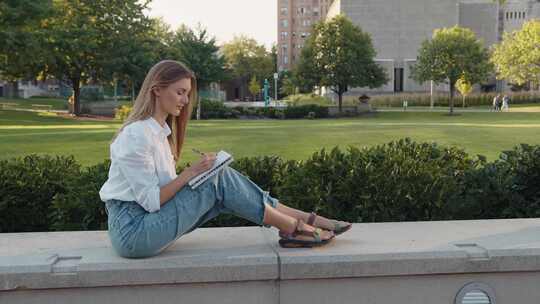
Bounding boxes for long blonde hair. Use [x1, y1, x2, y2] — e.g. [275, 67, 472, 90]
[110, 60, 198, 164]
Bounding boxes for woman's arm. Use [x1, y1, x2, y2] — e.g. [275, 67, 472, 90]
[159, 168, 195, 207]
[159, 152, 217, 207]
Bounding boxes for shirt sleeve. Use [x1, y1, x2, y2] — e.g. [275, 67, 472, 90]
[114, 127, 161, 213]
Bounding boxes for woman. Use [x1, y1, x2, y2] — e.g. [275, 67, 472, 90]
[99, 60, 352, 258]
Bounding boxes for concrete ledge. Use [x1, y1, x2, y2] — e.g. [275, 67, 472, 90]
[2, 218, 540, 303]
[0, 227, 278, 290]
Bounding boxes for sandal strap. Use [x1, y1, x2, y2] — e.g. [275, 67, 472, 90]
[280, 219, 304, 238]
[281, 219, 323, 242]
[294, 221, 322, 242]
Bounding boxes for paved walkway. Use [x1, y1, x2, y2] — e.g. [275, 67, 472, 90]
[375, 107, 494, 113]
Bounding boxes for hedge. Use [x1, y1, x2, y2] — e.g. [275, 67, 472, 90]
[1, 139, 539, 232]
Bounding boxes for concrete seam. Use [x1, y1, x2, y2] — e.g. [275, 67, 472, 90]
[260, 227, 281, 304]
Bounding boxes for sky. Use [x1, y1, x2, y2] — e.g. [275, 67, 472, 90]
[146, 0, 278, 50]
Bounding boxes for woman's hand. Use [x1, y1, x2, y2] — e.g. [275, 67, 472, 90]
[186, 152, 217, 178]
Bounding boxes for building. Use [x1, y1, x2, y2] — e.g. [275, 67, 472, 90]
[277, 0, 334, 72]
[0, 79, 68, 99]
[278, 0, 540, 94]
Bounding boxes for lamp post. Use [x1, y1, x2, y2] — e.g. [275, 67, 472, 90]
[274, 73, 279, 102]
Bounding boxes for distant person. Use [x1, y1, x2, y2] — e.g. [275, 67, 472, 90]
[492, 94, 501, 112]
[502, 95, 510, 111]
[99, 60, 351, 258]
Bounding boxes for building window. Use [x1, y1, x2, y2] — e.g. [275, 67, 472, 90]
[297, 7, 305, 15]
[313, 7, 320, 16]
[394, 68, 404, 92]
[281, 19, 288, 28]
[282, 44, 288, 53]
[280, 31, 288, 39]
[284, 56, 288, 64]
[301, 32, 307, 38]
[280, 7, 288, 16]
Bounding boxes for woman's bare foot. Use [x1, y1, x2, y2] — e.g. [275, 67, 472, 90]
[281, 219, 334, 242]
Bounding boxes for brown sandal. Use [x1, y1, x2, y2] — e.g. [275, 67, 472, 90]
[278, 219, 334, 248]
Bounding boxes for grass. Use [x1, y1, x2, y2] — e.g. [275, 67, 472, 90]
[0, 97, 133, 111]
[1, 108, 539, 167]
[0, 97, 68, 110]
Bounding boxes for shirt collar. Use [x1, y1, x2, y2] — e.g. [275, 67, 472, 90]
[147, 116, 171, 138]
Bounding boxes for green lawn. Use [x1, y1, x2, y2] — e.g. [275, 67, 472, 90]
[0, 97, 133, 111]
[1, 109, 539, 167]
[0, 97, 68, 110]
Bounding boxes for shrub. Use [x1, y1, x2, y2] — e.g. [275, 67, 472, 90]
[49, 160, 111, 231]
[365, 92, 540, 108]
[115, 105, 132, 121]
[192, 99, 237, 119]
[80, 86, 105, 102]
[284, 94, 335, 106]
[501, 144, 540, 217]
[0, 154, 81, 232]
[2, 140, 540, 232]
[277, 138, 481, 223]
[284, 104, 329, 119]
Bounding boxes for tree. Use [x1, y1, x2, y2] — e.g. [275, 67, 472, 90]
[222, 36, 274, 99]
[249, 76, 261, 101]
[169, 24, 227, 90]
[0, 0, 54, 98]
[411, 26, 492, 115]
[40, 0, 151, 116]
[296, 15, 388, 113]
[491, 20, 540, 89]
[293, 35, 321, 94]
[456, 76, 473, 108]
[281, 73, 297, 97]
[103, 17, 169, 102]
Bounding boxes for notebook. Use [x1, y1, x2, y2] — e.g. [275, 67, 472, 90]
[188, 150, 234, 189]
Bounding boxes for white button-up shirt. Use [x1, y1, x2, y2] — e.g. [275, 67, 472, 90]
[99, 117, 178, 213]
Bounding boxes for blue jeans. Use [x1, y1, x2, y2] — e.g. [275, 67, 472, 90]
[104, 166, 279, 258]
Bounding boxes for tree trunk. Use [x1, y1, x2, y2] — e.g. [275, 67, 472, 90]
[338, 92, 343, 113]
[462, 95, 466, 108]
[72, 77, 81, 116]
[449, 80, 455, 115]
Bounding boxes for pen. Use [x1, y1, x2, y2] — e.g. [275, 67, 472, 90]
[192, 148, 205, 156]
